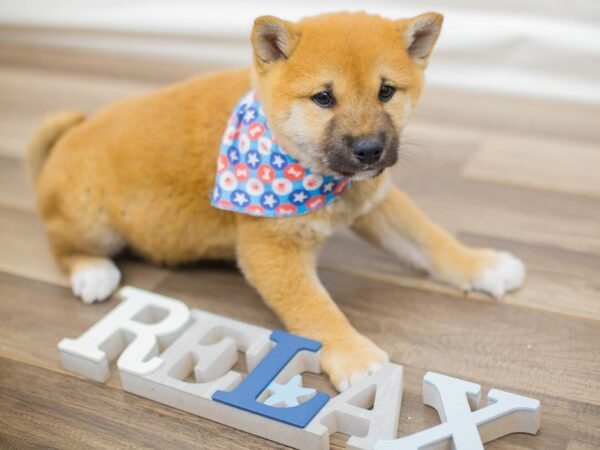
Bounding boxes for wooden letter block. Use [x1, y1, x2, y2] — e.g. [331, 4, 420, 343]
[306, 363, 403, 450]
[58, 286, 190, 382]
[212, 330, 330, 427]
[375, 371, 541, 449]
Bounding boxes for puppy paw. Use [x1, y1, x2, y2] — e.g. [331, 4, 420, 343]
[470, 251, 525, 299]
[432, 247, 525, 299]
[320, 332, 388, 392]
[70, 260, 121, 304]
[433, 247, 525, 299]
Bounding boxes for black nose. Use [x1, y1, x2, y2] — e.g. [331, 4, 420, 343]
[352, 137, 384, 164]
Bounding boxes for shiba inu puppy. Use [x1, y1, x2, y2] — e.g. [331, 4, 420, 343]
[27, 12, 525, 391]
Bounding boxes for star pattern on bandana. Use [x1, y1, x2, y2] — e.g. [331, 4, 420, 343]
[232, 190, 250, 207]
[211, 91, 351, 218]
[322, 181, 335, 193]
[261, 193, 278, 209]
[247, 152, 260, 167]
[292, 190, 308, 204]
[271, 154, 286, 169]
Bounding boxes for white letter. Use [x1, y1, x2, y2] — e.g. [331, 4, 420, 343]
[375, 372, 541, 449]
[307, 364, 403, 450]
[58, 286, 190, 382]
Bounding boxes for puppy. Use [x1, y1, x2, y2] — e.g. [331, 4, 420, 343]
[27, 12, 525, 391]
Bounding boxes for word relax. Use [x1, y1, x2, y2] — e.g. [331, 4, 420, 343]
[59, 287, 541, 449]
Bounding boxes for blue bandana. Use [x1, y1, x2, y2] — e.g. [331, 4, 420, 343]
[211, 91, 351, 218]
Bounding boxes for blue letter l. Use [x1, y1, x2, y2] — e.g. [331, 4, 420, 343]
[212, 330, 330, 428]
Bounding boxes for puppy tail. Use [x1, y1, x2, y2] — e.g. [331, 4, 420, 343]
[26, 110, 85, 184]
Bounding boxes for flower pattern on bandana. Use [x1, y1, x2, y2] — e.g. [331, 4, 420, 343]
[211, 91, 351, 218]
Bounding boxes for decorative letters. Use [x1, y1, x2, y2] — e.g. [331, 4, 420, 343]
[58, 286, 540, 449]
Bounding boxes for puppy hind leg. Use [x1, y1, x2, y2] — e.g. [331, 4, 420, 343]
[61, 255, 122, 304]
[46, 220, 125, 304]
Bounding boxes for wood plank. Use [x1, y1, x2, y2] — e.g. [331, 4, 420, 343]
[415, 87, 600, 144]
[408, 191, 600, 256]
[0, 204, 66, 286]
[0, 39, 215, 84]
[568, 441, 600, 450]
[0, 204, 171, 290]
[0, 155, 34, 211]
[0, 356, 284, 450]
[387, 134, 600, 256]
[0, 66, 156, 157]
[0, 271, 158, 376]
[463, 134, 600, 197]
[459, 233, 600, 321]
[320, 229, 600, 322]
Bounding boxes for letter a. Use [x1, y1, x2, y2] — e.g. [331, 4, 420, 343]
[307, 363, 403, 450]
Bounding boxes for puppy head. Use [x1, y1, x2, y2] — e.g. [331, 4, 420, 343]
[251, 11, 443, 180]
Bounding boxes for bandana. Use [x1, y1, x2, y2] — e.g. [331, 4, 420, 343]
[211, 91, 351, 218]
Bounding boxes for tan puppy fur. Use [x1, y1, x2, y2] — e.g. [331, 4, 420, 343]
[28, 12, 525, 391]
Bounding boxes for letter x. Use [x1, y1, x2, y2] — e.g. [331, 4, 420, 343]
[375, 372, 541, 450]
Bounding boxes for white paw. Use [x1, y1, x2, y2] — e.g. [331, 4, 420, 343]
[320, 333, 389, 392]
[336, 359, 388, 392]
[472, 252, 525, 299]
[71, 260, 121, 304]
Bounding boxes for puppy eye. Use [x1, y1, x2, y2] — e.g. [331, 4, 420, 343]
[312, 91, 335, 108]
[378, 85, 396, 102]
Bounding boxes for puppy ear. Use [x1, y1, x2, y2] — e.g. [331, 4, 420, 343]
[400, 12, 443, 68]
[252, 16, 299, 67]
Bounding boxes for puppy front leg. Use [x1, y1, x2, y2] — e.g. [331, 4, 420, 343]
[352, 186, 525, 298]
[236, 219, 388, 391]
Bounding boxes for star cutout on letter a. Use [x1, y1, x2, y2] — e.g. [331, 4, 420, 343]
[263, 374, 316, 407]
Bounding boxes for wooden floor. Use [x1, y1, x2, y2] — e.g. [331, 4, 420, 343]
[0, 42, 599, 450]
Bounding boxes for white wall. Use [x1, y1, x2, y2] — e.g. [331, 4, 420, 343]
[1, 0, 599, 104]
